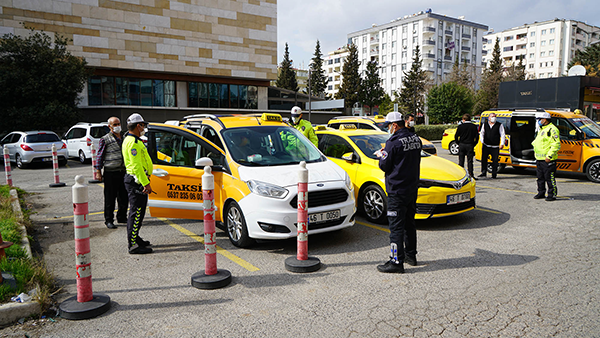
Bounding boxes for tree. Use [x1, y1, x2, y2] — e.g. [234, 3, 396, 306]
[336, 43, 361, 109]
[448, 58, 474, 89]
[473, 38, 502, 115]
[377, 93, 394, 115]
[275, 43, 298, 91]
[398, 45, 428, 117]
[360, 60, 385, 115]
[568, 43, 600, 77]
[504, 58, 526, 82]
[0, 30, 90, 134]
[308, 40, 327, 98]
[427, 82, 474, 124]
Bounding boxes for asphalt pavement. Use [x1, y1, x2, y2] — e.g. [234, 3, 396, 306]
[0, 147, 599, 337]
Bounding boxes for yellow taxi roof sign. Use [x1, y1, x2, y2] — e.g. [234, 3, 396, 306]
[372, 115, 385, 120]
[261, 113, 282, 122]
[314, 125, 328, 131]
[340, 124, 357, 130]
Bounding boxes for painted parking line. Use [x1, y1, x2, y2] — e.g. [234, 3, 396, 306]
[158, 217, 260, 272]
[556, 180, 598, 186]
[477, 184, 568, 199]
[474, 206, 502, 214]
[356, 220, 390, 234]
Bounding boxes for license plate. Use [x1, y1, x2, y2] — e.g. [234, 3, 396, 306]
[42, 157, 52, 162]
[309, 210, 340, 223]
[447, 192, 470, 205]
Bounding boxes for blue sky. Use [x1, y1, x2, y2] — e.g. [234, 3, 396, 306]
[277, 0, 599, 68]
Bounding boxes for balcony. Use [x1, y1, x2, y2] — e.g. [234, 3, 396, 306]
[461, 59, 471, 64]
[370, 48, 379, 55]
[482, 50, 488, 56]
[423, 39, 436, 46]
[424, 53, 436, 59]
[444, 55, 452, 61]
[423, 26, 436, 33]
[461, 46, 471, 51]
[445, 30, 452, 35]
[370, 37, 379, 45]
[462, 33, 471, 39]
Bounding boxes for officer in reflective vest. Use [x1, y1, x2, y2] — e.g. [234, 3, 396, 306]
[532, 112, 561, 201]
[289, 106, 318, 147]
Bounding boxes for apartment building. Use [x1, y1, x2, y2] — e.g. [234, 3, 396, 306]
[483, 19, 600, 79]
[348, 9, 488, 96]
[323, 46, 349, 98]
[0, 0, 277, 122]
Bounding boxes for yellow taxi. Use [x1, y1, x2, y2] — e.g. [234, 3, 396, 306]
[326, 116, 438, 155]
[147, 113, 356, 247]
[441, 121, 480, 155]
[475, 109, 600, 182]
[315, 125, 476, 223]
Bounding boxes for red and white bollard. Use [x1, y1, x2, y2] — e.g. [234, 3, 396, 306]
[59, 175, 111, 320]
[49, 144, 66, 188]
[3, 145, 12, 187]
[191, 165, 232, 289]
[285, 161, 321, 273]
[88, 143, 101, 184]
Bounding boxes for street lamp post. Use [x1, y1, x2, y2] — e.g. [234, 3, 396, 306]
[308, 68, 311, 122]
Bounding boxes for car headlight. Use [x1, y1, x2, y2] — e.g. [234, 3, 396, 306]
[345, 172, 353, 191]
[247, 180, 289, 199]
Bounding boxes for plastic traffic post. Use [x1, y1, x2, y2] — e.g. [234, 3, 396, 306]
[88, 143, 101, 184]
[49, 144, 66, 188]
[3, 145, 12, 187]
[59, 175, 111, 320]
[285, 161, 321, 273]
[191, 166, 232, 289]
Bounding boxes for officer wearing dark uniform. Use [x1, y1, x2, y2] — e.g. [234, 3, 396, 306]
[377, 112, 422, 273]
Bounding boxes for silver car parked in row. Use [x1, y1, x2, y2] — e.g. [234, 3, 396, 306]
[0, 131, 68, 169]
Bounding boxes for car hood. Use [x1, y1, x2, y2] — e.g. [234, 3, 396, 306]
[421, 155, 467, 181]
[237, 160, 345, 188]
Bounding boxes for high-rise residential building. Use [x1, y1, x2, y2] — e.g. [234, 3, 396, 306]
[0, 1, 277, 121]
[348, 10, 488, 96]
[323, 46, 349, 98]
[483, 19, 600, 79]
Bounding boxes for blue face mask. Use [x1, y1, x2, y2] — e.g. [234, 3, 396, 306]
[537, 119, 543, 127]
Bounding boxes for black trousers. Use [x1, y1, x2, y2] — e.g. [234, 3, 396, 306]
[536, 160, 558, 197]
[481, 145, 500, 178]
[103, 170, 128, 223]
[387, 192, 418, 263]
[458, 143, 475, 176]
[124, 174, 148, 248]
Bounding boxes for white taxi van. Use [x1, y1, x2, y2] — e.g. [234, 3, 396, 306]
[146, 113, 356, 247]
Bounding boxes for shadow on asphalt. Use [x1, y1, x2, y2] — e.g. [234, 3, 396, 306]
[411, 248, 539, 272]
[416, 207, 510, 231]
[109, 298, 232, 312]
[233, 272, 329, 288]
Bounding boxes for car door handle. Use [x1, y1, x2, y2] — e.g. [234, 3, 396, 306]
[152, 168, 169, 177]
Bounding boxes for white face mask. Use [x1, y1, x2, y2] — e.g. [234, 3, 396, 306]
[489, 117, 497, 123]
[388, 125, 395, 134]
[292, 117, 300, 124]
[139, 126, 147, 137]
[112, 126, 121, 134]
[408, 121, 415, 128]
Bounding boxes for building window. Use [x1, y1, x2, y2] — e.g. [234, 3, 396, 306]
[530, 31, 536, 37]
[504, 36, 514, 41]
[550, 28, 555, 34]
[188, 82, 256, 109]
[328, 59, 333, 65]
[550, 61, 554, 66]
[328, 76, 333, 81]
[503, 46, 514, 52]
[549, 50, 554, 56]
[392, 41, 396, 48]
[529, 63, 534, 69]
[382, 31, 386, 39]
[392, 28, 397, 38]
[391, 65, 396, 72]
[549, 39, 554, 45]
[530, 42, 535, 47]
[541, 40, 546, 46]
[363, 36, 367, 43]
[392, 53, 396, 62]
[402, 25, 407, 33]
[89, 76, 176, 107]
[413, 22, 418, 31]
[540, 51, 546, 57]
[541, 29, 547, 35]
[402, 38, 407, 47]
[548, 72, 553, 78]
[328, 85, 333, 90]
[539, 73, 545, 78]
[391, 78, 395, 86]
[412, 36, 417, 44]
[401, 64, 407, 70]
[402, 51, 407, 58]
[539, 62, 543, 67]
[334, 58, 341, 63]
[530, 53, 535, 59]
[381, 55, 386, 64]
[362, 47, 367, 55]
[382, 43, 386, 51]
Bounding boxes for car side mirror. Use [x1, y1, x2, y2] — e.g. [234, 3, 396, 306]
[342, 152, 357, 162]
[195, 157, 213, 168]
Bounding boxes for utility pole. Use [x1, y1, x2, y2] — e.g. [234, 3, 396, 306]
[308, 68, 312, 122]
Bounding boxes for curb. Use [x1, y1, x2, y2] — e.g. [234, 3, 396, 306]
[0, 189, 40, 326]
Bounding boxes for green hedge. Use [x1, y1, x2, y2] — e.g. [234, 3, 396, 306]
[415, 124, 456, 141]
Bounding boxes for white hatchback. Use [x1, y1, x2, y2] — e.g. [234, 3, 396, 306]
[63, 123, 110, 163]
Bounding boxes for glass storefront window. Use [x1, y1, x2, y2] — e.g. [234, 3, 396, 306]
[140, 79, 152, 106]
[198, 82, 208, 107]
[88, 77, 102, 106]
[164, 80, 175, 107]
[219, 84, 229, 108]
[129, 79, 140, 106]
[189, 82, 198, 107]
[230, 85, 239, 108]
[153, 80, 164, 106]
[102, 76, 115, 105]
[209, 83, 219, 108]
[115, 77, 129, 105]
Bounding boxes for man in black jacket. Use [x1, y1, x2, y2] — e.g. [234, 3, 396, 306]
[376, 112, 422, 273]
[455, 114, 479, 179]
[478, 113, 505, 179]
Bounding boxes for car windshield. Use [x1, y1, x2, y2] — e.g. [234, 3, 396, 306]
[571, 117, 600, 139]
[349, 134, 429, 159]
[375, 122, 388, 131]
[222, 126, 324, 166]
[24, 133, 60, 143]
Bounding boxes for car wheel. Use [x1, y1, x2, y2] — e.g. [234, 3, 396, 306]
[486, 163, 506, 173]
[78, 150, 86, 164]
[225, 201, 255, 248]
[58, 158, 68, 167]
[15, 153, 26, 169]
[585, 158, 600, 183]
[512, 166, 527, 173]
[361, 184, 388, 224]
[449, 141, 459, 155]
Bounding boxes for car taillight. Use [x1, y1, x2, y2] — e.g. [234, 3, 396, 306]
[442, 132, 448, 137]
[86, 137, 92, 146]
[61, 142, 67, 149]
[20, 144, 33, 151]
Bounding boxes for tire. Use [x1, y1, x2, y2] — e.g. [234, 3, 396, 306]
[360, 184, 388, 224]
[486, 163, 506, 173]
[225, 201, 255, 248]
[585, 158, 600, 183]
[58, 158, 68, 167]
[449, 141, 459, 155]
[78, 150, 86, 164]
[512, 166, 527, 173]
[15, 153, 26, 169]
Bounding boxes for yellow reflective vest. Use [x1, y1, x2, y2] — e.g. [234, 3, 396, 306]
[122, 134, 153, 186]
[292, 119, 318, 147]
[532, 123, 561, 161]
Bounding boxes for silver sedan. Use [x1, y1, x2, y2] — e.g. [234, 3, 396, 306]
[1, 131, 68, 168]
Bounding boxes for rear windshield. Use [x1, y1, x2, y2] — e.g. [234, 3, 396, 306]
[90, 126, 109, 138]
[25, 133, 60, 143]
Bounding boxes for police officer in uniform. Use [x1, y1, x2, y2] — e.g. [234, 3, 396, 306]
[376, 112, 422, 273]
[289, 106, 318, 147]
[532, 112, 561, 201]
[122, 113, 153, 254]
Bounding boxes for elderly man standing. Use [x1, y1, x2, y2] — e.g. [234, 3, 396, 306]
[95, 117, 128, 229]
[478, 112, 506, 179]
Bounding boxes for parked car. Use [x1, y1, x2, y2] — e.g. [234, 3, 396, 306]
[0, 131, 68, 168]
[63, 123, 110, 163]
[441, 120, 480, 155]
[315, 125, 476, 224]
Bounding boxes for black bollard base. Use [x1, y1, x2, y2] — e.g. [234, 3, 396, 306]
[1, 272, 17, 289]
[88, 179, 101, 184]
[191, 269, 232, 290]
[285, 256, 321, 273]
[59, 294, 111, 320]
[49, 182, 66, 188]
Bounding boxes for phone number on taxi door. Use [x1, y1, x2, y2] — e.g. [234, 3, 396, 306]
[166, 191, 203, 200]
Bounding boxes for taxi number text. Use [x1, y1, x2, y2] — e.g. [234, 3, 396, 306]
[447, 192, 470, 205]
[166, 191, 203, 201]
[309, 210, 340, 224]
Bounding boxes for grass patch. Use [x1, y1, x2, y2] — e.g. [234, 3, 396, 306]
[0, 184, 55, 312]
